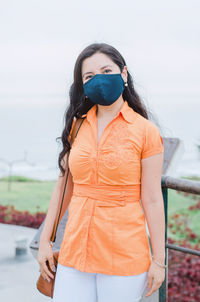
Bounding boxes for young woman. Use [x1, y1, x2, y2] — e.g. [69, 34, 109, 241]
[37, 42, 166, 302]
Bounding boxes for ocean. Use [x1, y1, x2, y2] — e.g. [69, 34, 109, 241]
[0, 94, 200, 180]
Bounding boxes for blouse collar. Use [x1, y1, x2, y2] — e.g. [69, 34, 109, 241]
[81, 100, 137, 124]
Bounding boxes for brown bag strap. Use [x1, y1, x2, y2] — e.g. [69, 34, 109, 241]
[50, 117, 85, 243]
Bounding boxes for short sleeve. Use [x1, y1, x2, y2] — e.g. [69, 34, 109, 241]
[141, 121, 164, 159]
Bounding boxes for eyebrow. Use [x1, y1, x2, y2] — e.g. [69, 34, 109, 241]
[82, 65, 113, 78]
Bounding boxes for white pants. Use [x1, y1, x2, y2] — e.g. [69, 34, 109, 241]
[53, 263, 149, 302]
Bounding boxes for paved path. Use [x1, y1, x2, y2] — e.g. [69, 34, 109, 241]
[0, 223, 50, 301]
[0, 223, 158, 301]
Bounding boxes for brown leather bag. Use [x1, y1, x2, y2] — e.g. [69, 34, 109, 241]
[36, 117, 85, 298]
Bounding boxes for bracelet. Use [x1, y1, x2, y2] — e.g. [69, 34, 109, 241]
[152, 256, 167, 268]
[49, 241, 54, 247]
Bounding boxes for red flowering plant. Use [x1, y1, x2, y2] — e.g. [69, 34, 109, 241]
[167, 192, 200, 301]
[0, 204, 45, 228]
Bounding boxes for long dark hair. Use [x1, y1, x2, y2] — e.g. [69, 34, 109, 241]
[56, 42, 159, 176]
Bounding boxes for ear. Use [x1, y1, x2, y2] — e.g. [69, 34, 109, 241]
[121, 65, 128, 82]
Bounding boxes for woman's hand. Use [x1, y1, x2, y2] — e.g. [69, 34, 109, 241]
[145, 261, 166, 297]
[37, 241, 56, 282]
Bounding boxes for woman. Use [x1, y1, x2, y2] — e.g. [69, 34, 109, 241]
[37, 43, 166, 302]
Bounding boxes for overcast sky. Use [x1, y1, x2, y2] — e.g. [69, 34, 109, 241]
[0, 0, 200, 103]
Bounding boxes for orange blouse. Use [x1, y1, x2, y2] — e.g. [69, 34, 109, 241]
[58, 100, 164, 276]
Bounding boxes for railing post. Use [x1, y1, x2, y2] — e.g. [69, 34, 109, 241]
[159, 186, 168, 302]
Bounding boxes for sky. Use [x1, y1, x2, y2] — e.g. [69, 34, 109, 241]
[0, 0, 200, 104]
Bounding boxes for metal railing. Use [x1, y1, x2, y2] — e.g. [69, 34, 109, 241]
[159, 175, 200, 301]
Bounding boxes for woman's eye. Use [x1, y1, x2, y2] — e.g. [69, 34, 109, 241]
[85, 75, 92, 80]
[85, 69, 111, 81]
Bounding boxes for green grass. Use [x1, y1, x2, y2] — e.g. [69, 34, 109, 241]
[0, 175, 199, 243]
[168, 188, 198, 216]
[0, 176, 55, 214]
[167, 187, 200, 244]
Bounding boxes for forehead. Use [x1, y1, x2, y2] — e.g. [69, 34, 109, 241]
[82, 53, 114, 75]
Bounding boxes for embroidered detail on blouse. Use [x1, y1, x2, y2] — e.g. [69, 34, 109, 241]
[100, 120, 137, 169]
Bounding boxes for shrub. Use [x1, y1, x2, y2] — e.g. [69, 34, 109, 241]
[0, 204, 45, 228]
[168, 238, 200, 301]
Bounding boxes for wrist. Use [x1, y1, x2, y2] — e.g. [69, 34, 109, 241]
[39, 237, 52, 246]
[151, 255, 167, 268]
